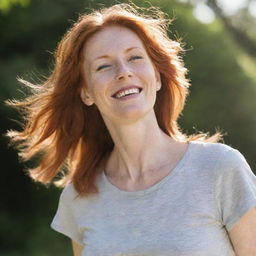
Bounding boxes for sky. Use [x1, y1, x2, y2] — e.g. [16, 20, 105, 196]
[182, 0, 256, 23]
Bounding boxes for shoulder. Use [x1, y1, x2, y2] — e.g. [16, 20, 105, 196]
[59, 182, 100, 208]
[191, 140, 233, 152]
[190, 140, 240, 162]
[59, 182, 78, 203]
[190, 141, 249, 172]
[191, 140, 243, 157]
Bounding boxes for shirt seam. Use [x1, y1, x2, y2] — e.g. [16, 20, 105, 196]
[213, 148, 233, 227]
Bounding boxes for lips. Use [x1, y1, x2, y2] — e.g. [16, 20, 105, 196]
[111, 85, 142, 98]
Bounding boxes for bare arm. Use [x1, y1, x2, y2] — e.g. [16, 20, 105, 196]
[228, 207, 256, 256]
[72, 240, 84, 256]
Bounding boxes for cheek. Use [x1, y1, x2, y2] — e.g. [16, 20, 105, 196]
[89, 75, 114, 101]
[92, 71, 114, 89]
[137, 64, 157, 82]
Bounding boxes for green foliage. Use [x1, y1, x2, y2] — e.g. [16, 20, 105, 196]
[0, 0, 30, 13]
[172, 5, 256, 154]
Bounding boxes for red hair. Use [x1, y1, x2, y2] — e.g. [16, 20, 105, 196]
[7, 3, 222, 196]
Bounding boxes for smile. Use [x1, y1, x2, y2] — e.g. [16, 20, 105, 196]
[112, 86, 142, 99]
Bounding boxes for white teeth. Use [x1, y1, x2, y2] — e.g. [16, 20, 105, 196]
[115, 88, 140, 99]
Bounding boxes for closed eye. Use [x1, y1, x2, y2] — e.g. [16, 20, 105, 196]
[129, 55, 143, 61]
[96, 64, 111, 71]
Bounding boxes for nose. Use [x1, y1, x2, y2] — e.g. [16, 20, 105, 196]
[116, 62, 132, 81]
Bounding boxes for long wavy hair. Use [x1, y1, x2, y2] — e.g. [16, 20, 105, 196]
[7, 3, 223, 196]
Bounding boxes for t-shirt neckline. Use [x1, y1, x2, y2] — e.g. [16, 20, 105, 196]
[101, 141, 194, 197]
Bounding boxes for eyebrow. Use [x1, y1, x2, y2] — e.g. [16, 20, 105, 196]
[93, 47, 141, 62]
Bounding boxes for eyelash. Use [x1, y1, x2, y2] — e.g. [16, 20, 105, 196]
[96, 64, 110, 71]
[96, 55, 143, 71]
[129, 55, 143, 61]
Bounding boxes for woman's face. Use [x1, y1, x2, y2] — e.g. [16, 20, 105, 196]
[81, 25, 161, 124]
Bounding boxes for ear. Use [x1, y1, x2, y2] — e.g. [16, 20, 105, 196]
[155, 70, 161, 91]
[80, 89, 94, 106]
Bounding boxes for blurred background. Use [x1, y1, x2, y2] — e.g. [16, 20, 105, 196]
[1, 0, 255, 255]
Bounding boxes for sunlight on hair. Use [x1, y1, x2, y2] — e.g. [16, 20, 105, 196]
[6, 2, 224, 196]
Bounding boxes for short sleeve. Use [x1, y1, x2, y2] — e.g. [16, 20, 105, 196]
[215, 148, 256, 231]
[51, 185, 84, 245]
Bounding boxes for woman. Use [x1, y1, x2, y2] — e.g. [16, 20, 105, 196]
[7, 3, 256, 256]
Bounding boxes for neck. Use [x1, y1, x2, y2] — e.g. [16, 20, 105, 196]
[103, 110, 182, 182]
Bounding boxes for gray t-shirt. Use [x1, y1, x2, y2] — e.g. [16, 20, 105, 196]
[51, 141, 256, 256]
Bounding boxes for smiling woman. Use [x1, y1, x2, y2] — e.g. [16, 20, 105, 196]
[81, 25, 162, 124]
[6, 3, 256, 256]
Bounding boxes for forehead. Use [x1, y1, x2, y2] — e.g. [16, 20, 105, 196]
[84, 26, 146, 62]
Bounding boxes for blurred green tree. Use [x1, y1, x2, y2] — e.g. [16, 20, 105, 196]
[0, 0, 30, 13]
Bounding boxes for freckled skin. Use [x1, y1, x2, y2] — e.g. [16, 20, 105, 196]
[81, 25, 161, 125]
